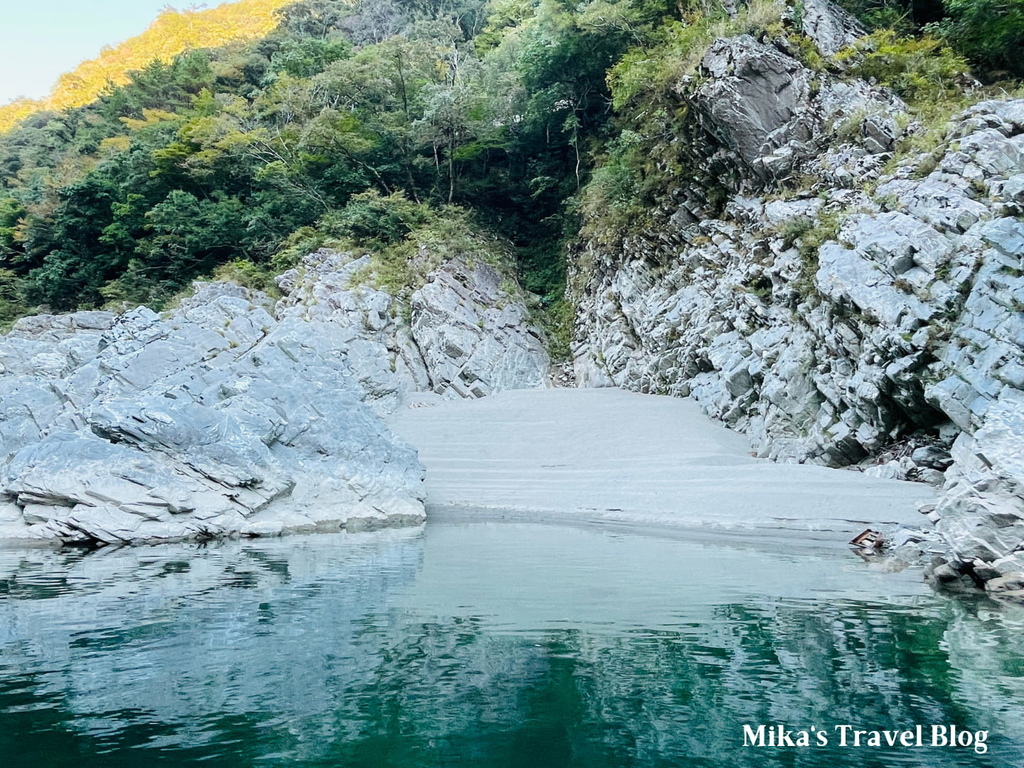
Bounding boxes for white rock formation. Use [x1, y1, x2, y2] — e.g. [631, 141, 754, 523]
[0, 284, 426, 544]
[275, 250, 550, 412]
[570, 21, 1024, 593]
[0, 244, 550, 545]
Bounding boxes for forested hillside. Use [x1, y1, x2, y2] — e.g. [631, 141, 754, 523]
[0, 0, 1020, 333]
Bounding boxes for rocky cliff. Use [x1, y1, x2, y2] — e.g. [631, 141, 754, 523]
[570, 11, 1024, 596]
[275, 250, 550, 412]
[0, 253, 549, 544]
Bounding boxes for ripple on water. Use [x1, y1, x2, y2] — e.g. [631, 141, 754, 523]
[0, 522, 1022, 768]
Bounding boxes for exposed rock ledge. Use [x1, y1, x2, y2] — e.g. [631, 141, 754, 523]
[571, 25, 1024, 597]
[275, 250, 550, 412]
[0, 253, 550, 545]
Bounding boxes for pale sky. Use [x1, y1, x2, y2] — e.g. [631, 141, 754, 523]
[0, 2, 193, 105]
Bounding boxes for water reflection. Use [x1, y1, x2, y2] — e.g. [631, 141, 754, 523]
[0, 523, 1022, 768]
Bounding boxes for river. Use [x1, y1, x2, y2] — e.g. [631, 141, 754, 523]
[1, 521, 1022, 767]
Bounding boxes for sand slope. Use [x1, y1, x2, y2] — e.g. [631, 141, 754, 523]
[389, 388, 930, 538]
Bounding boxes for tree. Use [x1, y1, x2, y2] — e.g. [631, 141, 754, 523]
[929, 0, 1024, 79]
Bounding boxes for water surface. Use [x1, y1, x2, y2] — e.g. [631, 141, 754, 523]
[1, 522, 1023, 767]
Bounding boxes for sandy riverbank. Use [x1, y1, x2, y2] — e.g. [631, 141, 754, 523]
[389, 388, 931, 541]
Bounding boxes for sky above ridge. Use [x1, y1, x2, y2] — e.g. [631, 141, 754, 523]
[0, 2, 192, 105]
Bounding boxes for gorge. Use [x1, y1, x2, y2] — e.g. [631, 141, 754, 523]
[0, 0, 1021, 600]
[1, 0, 1024, 763]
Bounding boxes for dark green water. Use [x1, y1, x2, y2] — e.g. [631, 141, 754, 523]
[1, 522, 1023, 768]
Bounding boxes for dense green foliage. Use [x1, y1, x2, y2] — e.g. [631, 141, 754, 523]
[835, 29, 971, 102]
[0, 0, 682, 322]
[926, 0, 1024, 79]
[0, 0, 1021, 330]
[836, 0, 1024, 79]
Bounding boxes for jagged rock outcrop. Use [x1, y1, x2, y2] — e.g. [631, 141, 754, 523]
[571, 13, 1024, 594]
[0, 284, 426, 544]
[0, 245, 549, 545]
[924, 394, 1024, 598]
[573, 33, 916, 464]
[792, 0, 864, 56]
[410, 257, 550, 398]
[275, 250, 550, 411]
[663, 32, 903, 219]
[694, 36, 818, 183]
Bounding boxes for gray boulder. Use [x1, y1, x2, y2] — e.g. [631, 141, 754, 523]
[794, 0, 864, 56]
[695, 36, 816, 182]
[0, 288, 426, 545]
[689, 34, 905, 190]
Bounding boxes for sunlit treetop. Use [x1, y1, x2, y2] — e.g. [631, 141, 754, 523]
[0, 0, 305, 133]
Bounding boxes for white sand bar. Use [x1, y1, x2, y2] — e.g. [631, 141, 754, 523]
[389, 388, 931, 538]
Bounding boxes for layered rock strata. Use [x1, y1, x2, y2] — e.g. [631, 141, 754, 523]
[275, 251, 550, 412]
[0, 252, 549, 545]
[0, 284, 425, 544]
[571, 24, 1024, 593]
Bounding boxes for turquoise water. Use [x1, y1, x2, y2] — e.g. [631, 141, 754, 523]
[1, 522, 1023, 768]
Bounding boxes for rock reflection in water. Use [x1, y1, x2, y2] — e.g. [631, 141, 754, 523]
[0, 523, 1022, 768]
